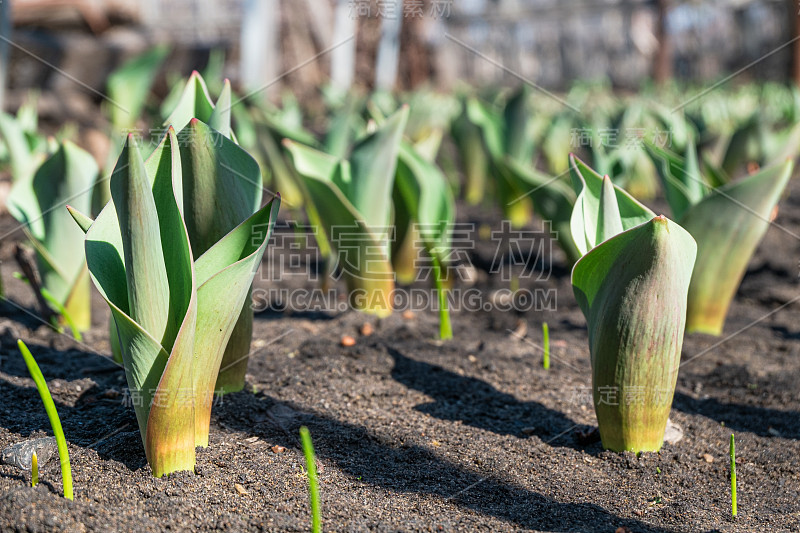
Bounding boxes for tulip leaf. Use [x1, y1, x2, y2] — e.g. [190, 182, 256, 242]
[208, 80, 233, 137]
[503, 87, 534, 164]
[162, 71, 216, 132]
[347, 106, 408, 231]
[395, 142, 454, 258]
[80, 124, 280, 476]
[106, 45, 169, 131]
[681, 159, 793, 334]
[572, 216, 697, 451]
[8, 141, 97, 329]
[178, 119, 263, 256]
[465, 98, 504, 160]
[494, 157, 580, 264]
[285, 140, 394, 317]
[0, 111, 40, 183]
[110, 135, 171, 344]
[569, 155, 654, 255]
[191, 198, 279, 443]
[645, 139, 707, 220]
[451, 109, 489, 206]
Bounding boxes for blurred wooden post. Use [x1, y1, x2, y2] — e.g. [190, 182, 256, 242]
[654, 0, 672, 85]
[375, 0, 403, 91]
[0, 0, 11, 112]
[331, 0, 356, 91]
[240, 0, 279, 101]
[793, 0, 800, 87]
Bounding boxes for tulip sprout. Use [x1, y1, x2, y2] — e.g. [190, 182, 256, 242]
[284, 107, 409, 317]
[300, 426, 321, 533]
[159, 73, 266, 394]
[7, 141, 98, 333]
[730, 433, 737, 518]
[646, 138, 793, 335]
[69, 127, 280, 476]
[17, 340, 73, 500]
[0, 95, 47, 186]
[569, 155, 697, 452]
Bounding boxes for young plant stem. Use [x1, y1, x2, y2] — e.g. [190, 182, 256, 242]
[40, 287, 82, 342]
[299, 426, 321, 533]
[730, 433, 737, 517]
[542, 322, 550, 370]
[31, 452, 38, 487]
[17, 340, 73, 500]
[431, 255, 453, 340]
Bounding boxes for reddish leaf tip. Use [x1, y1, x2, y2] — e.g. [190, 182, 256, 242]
[189, 117, 200, 125]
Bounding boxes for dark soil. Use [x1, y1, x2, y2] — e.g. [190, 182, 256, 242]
[0, 180, 799, 532]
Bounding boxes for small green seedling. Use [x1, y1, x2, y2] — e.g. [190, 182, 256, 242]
[300, 426, 321, 533]
[31, 452, 38, 488]
[542, 322, 550, 370]
[17, 340, 73, 500]
[394, 141, 455, 340]
[730, 433, 737, 518]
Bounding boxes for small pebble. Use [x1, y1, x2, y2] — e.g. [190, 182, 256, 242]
[1, 437, 56, 471]
[360, 323, 374, 336]
[521, 427, 536, 435]
[234, 483, 249, 496]
[702, 453, 714, 463]
[663, 419, 683, 445]
[271, 445, 286, 454]
[244, 436, 259, 443]
[341, 335, 356, 347]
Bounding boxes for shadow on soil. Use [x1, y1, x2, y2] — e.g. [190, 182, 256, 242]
[672, 392, 800, 439]
[217, 391, 682, 533]
[386, 346, 589, 450]
[0, 344, 145, 472]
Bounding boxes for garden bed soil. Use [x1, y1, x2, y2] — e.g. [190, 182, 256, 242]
[0, 181, 799, 532]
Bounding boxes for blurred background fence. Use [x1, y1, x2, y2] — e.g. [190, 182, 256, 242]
[0, 0, 796, 113]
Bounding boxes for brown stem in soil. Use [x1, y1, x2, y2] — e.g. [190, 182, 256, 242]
[13, 244, 58, 326]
